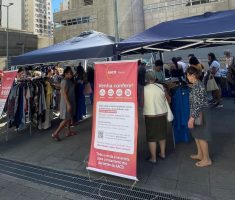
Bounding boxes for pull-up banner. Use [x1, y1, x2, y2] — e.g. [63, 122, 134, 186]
[87, 61, 138, 180]
[0, 70, 17, 117]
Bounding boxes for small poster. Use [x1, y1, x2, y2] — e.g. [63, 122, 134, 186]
[0, 71, 17, 116]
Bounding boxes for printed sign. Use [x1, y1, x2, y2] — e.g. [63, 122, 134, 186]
[87, 61, 138, 180]
[0, 71, 17, 116]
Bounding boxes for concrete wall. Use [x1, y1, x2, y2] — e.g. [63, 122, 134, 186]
[0, 57, 6, 69]
[54, 0, 235, 43]
[0, 0, 2, 26]
[37, 35, 53, 49]
[0, 29, 38, 57]
[60, 0, 70, 11]
[228, 0, 235, 8]
[0, 28, 53, 68]
[54, 0, 145, 43]
[24, 0, 35, 33]
[117, 0, 145, 39]
[143, 0, 235, 29]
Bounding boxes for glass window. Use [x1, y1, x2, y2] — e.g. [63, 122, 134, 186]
[77, 18, 82, 24]
[84, 0, 93, 6]
[82, 16, 90, 23]
[186, 0, 211, 6]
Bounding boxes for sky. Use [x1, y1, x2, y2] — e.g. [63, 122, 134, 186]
[52, 0, 61, 12]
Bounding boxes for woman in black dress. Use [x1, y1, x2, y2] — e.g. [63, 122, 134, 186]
[187, 66, 212, 167]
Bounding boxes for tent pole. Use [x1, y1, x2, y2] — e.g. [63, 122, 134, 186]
[159, 51, 164, 62]
[84, 59, 88, 72]
[114, 0, 119, 43]
[151, 52, 157, 63]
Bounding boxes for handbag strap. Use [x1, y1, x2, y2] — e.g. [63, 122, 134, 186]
[153, 83, 164, 93]
[153, 83, 168, 103]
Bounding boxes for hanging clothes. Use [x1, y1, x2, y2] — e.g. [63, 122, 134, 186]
[6, 78, 51, 130]
[171, 86, 191, 143]
[74, 77, 87, 122]
[39, 79, 53, 130]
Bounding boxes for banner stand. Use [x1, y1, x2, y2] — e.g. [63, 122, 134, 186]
[87, 167, 138, 181]
[87, 60, 139, 181]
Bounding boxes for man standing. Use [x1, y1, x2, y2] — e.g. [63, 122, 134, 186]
[137, 60, 146, 108]
[177, 57, 187, 73]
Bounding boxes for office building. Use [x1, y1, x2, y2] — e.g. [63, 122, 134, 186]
[24, 0, 53, 37]
[60, 0, 70, 11]
[54, 0, 145, 43]
[54, 0, 235, 43]
[143, 0, 235, 29]
[0, 0, 53, 37]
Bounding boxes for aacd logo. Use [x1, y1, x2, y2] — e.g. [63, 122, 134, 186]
[106, 66, 119, 80]
[107, 70, 117, 75]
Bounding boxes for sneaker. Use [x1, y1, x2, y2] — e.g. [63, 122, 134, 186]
[208, 99, 215, 104]
[209, 102, 216, 106]
[214, 103, 223, 108]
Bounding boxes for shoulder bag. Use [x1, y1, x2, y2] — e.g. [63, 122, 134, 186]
[154, 84, 174, 122]
[194, 112, 203, 126]
[206, 75, 219, 91]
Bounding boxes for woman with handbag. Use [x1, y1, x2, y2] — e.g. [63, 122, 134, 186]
[208, 53, 223, 108]
[187, 66, 212, 167]
[143, 70, 173, 164]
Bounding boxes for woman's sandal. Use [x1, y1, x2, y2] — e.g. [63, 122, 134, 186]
[195, 160, 212, 167]
[190, 154, 202, 160]
[146, 157, 157, 164]
[52, 134, 61, 142]
[158, 154, 166, 160]
[66, 131, 77, 137]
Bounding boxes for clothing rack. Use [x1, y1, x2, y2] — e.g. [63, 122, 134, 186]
[4, 77, 51, 142]
[5, 79, 33, 142]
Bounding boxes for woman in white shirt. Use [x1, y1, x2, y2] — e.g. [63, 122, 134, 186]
[208, 52, 223, 108]
[143, 70, 168, 164]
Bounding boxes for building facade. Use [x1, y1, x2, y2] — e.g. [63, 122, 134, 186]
[0, 0, 53, 37]
[60, 0, 70, 11]
[54, 0, 235, 43]
[143, 0, 235, 29]
[54, 0, 145, 43]
[0, 0, 2, 27]
[0, 27, 54, 69]
[24, 0, 53, 37]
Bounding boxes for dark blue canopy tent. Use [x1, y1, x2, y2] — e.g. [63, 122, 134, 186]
[117, 10, 235, 55]
[11, 31, 115, 65]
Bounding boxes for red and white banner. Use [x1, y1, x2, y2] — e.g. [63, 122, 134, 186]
[87, 61, 138, 180]
[0, 70, 17, 116]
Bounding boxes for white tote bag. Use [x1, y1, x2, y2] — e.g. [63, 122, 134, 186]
[207, 75, 219, 91]
[165, 99, 174, 122]
[154, 83, 174, 122]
